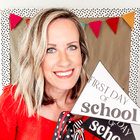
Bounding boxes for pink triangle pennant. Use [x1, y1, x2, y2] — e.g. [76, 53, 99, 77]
[106, 17, 119, 34]
[88, 21, 102, 38]
[9, 14, 22, 30]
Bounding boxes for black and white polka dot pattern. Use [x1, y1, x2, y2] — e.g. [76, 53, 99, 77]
[53, 111, 74, 140]
[53, 111, 84, 140]
[1, 8, 140, 103]
[1, 8, 41, 87]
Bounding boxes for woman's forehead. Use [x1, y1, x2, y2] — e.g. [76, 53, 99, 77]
[47, 18, 79, 43]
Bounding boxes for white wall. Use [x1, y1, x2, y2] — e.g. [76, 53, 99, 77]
[0, 0, 140, 139]
[1, 0, 140, 9]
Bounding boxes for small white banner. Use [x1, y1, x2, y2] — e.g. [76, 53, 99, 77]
[71, 62, 140, 124]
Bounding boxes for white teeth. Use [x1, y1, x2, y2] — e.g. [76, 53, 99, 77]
[55, 70, 72, 76]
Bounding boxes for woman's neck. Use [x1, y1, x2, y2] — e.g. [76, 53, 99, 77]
[40, 85, 76, 121]
[44, 83, 73, 107]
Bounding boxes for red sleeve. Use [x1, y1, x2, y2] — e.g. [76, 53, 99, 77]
[84, 130, 100, 140]
[0, 84, 18, 140]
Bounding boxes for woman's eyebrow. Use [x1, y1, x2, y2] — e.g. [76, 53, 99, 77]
[47, 41, 79, 46]
[67, 41, 79, 45]
[47, 43, 56, 47]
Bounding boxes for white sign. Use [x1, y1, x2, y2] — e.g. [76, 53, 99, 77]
[71, 62, 140, 124]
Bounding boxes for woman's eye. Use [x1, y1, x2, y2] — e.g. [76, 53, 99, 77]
[68, 45, 78, 51]
[46, 48, 56, 53]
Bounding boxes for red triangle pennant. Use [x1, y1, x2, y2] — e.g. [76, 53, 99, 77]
[9, 14, 22, 30]
[106, 17, 119, 34]
[88, 21, 102, 38]
[26, 18, 30, 26]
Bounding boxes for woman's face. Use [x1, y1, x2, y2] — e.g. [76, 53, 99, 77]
[41, 18, 82, 91]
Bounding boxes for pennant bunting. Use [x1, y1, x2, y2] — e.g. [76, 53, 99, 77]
[106, 17, 119, 34]
[80, 22, 86, 29]
[9, 14, 22, 30]
[122, 12, 135, 29]
[25, 18, 30, 26]
[71, 62, 140, 125]
[83, 118, 136, 140]
[88, 21, 102, 38]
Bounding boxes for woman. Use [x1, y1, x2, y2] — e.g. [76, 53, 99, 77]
[0, 8, 100, 140]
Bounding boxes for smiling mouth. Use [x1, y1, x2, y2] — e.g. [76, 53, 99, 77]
[54, 69, 74, 78]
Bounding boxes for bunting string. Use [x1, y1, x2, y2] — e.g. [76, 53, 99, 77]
[1, 11, 135, 37]
[81, 11, 135, 38]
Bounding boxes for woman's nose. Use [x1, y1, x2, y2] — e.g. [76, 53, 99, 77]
[58, 51, 71, 67]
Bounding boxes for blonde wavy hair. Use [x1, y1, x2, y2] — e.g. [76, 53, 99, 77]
[15, 8, 89, 116]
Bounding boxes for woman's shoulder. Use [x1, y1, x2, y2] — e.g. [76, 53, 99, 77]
[1, 84, 17, 96]
[0, 84, 26, 116]
[0, 84, 17, 108]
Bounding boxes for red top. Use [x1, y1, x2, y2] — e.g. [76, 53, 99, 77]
[0, 84, 100, 140]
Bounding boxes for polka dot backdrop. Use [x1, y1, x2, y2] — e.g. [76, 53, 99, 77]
[1, 8, 140, 103]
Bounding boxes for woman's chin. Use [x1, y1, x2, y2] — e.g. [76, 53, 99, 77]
[55, 83, 76, 91]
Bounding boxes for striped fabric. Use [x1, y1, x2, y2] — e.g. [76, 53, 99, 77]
[53, 111, 85, 140]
